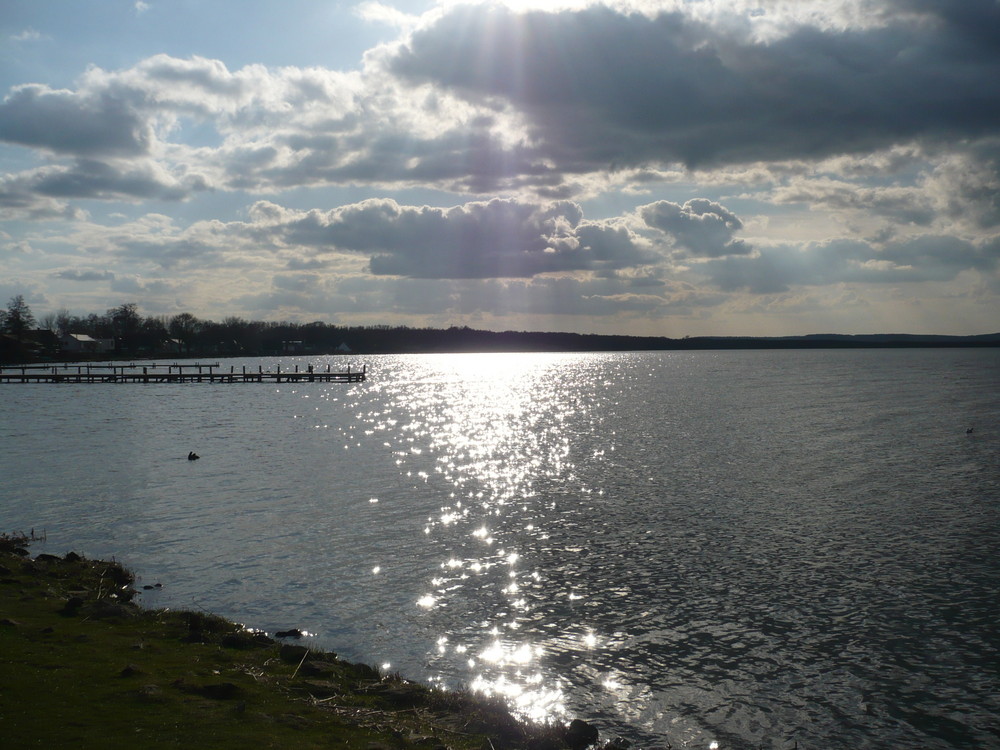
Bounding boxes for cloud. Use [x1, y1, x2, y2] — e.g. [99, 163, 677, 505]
[0, 84, 153, 157]
[387, 2, 1000, 170]
[10, 29, 45, 42]
[0, 172, 84, 220]
[248, 197, 653, 278]
[699, 234, 999, 292]
[28, 160, 204, 202]
[51, 269, 116, 282]
[640, 199, 750, 257]
[354, 1, 416, 29]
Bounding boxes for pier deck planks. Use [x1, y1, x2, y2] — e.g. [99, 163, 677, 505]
[0, 363, 366, 384]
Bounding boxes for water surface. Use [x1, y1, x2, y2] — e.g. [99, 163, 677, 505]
[2, 349, 998, 749]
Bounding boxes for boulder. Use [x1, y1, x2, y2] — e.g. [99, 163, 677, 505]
[564, 719, 599, 750]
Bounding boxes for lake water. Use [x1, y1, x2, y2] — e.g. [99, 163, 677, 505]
[2, 349, 998, 749]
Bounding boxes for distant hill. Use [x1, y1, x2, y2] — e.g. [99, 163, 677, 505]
[668, 332, 1000, 350]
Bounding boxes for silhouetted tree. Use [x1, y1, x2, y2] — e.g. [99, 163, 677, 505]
[168, 312, 201, 353]
[3, 295, 36, 341]
[138, 316, 169, 351]
[107, 302, 142, 352]
[86, 313, 113, 338]
[55, 309, 75, 335]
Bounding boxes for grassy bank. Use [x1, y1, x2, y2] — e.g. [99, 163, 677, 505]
[0, 533, 591, 750]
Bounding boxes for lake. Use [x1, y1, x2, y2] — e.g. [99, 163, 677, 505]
[2, 349, 998, 749]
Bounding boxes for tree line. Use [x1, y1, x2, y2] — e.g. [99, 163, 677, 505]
[4, 295, 997, 364]
[1, 296, 680, 359]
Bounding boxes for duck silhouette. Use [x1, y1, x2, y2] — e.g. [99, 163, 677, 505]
[187, 451, 200, 460]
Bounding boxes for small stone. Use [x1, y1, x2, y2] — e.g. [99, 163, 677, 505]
[198, 682, 240, 700]
[138, 684, 164, 702]
[297, 661, 336, 678]
[89, 599, 136, 619]
[279, 644, 310, 663]
[120, 664, 143, 677]
[60, 596, 85, 615]
[565, 719, 600, 750]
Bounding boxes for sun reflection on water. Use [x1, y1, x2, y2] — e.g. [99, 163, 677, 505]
[370, 352, 610, 725]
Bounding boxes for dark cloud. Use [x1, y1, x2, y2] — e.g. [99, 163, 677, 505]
[640, 199, 750, 257]
[255, 197, 652, 279]
[33, 160, 202, 201]
[389, 2, 1000, 170]
[0, 84, 152, 157]
[0, 173, 82, 220]
[0, 160, 204, 215]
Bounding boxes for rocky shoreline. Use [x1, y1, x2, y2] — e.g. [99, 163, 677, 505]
[0, 532, 639, 750]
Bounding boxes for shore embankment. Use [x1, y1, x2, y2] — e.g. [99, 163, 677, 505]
[0, 532, 612, 750]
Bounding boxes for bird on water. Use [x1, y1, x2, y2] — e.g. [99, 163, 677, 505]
[188, 451, 200, 460]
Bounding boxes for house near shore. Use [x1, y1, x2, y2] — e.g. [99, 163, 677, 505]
[60, 333, 115, 354]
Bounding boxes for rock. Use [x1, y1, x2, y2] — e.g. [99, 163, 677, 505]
[88, 599, 137, 619]
[63, 551, 83, 562]
[35, 553, 62, 563]
[300, 679, 341, 698]
[275, 628, 304, 638]
[351, 662, 380, 679]
[221, 631, 274, 650]
[603, 738, 631, 750]
[297, 660, 337, 678]
[525, 737, 564, 750]
[198, 682, 240, 700]
[174, 679, 241, 699]
[565, 719, 600, 750]
[137, 684, 164, 702]
[0, 618, 20, 628]
[60, 596, 85, 615]
[279, 644, 310, 663]
[366, 681, 426, 708]
[120, 664, 143, 677]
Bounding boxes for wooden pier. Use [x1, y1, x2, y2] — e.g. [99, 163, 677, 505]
[0, 362, 366, 384]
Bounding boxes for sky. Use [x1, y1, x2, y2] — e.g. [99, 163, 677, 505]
[1, 0, 998, 337]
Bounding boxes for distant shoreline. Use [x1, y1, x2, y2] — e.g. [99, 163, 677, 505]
[5, 326, 999, 364]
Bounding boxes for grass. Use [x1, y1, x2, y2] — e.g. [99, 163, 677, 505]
[0, 532, 572, 750]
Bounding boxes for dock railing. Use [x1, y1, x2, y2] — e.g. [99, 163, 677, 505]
[0, 362, 367, 384]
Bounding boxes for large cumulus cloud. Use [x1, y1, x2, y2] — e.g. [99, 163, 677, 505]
[388, 1, 1000, 170]
[2, 1, 999, 203]
[0, 84, 153, 157]
[640, 199, 750, 257]
[248, 197, 654, 278]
